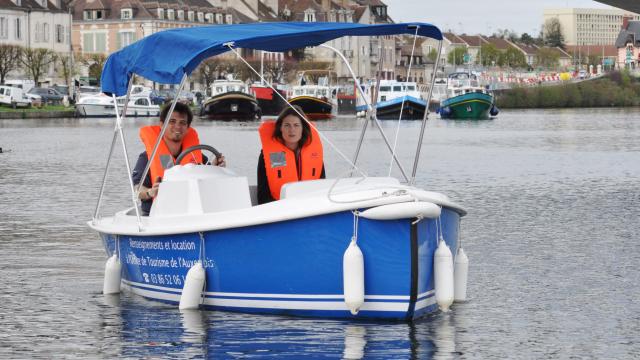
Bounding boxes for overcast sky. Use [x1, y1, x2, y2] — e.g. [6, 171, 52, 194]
[384, 0, 617, 36]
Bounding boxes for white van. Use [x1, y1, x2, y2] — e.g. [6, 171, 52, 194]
[4, 79, 35, 93]
[0, 86, 32, 108]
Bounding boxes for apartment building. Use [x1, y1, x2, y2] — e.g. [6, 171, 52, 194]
[543, 8, 640, 46]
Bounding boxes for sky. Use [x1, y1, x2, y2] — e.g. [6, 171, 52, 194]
[384, 0, 617, 36]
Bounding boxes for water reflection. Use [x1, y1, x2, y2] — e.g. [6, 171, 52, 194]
[100, 293, 463, 359]
[343, 325, 366, 359]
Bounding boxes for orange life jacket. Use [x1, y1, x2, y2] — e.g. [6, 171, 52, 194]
[258, 121, 323, 200]
[139, 125, 202, 186]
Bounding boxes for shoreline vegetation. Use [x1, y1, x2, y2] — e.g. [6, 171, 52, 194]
[496, 71, 640, 108]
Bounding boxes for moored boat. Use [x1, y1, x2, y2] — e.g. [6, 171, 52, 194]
[250, 83, 286, 116]
[288, 71, 336, 120]
[438, 72, 498, 120]
[75, 94, 160, 117]
[92, 22, 468, 320]
[356, 80, 427, 120]
[201, 79, 261, 120]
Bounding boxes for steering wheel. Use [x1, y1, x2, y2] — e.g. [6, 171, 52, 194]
[175, 144, 222, 165]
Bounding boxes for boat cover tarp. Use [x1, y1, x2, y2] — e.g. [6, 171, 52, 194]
[102, 22, 442, 96]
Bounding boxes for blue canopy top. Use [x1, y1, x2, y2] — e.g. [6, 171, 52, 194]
[101, 22, 442, 96]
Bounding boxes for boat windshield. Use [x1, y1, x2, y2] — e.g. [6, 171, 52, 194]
[380, 86, 391, 92]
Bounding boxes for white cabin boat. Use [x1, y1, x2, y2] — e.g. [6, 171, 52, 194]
[75, 94, 160, 117]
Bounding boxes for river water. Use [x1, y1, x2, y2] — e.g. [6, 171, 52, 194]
[0, 108, 638, 359]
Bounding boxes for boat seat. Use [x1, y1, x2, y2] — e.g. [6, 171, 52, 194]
[149, 164, 252, 217]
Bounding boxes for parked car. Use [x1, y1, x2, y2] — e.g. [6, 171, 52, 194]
[0, 85, 31, 108]
[578, 69, 588, 79]
[52, 84, 70, 96]
[149, 90, 166, 105]
[27, 87, 64, 105]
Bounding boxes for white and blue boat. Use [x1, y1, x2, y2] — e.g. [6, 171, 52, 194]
[90, 22, 468, 320]
[356, 80, 427, 120]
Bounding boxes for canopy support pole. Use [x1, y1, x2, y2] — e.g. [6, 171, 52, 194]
[136, 74, 189, 228]
[319, 43, 409, 183]
[92, 76, 135, 223]
[388, 25, 419, 176]
[111, 79, 143, 226]
[410, 39, 442, 185]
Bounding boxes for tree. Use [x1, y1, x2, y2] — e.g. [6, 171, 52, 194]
[543, 18, 565, 49]
[520, 33, 535, 46]
[195, 58, 222, 95]
[498, 47, 527, 68]
[480, 43, 499, 66]
[20, 48, 57, 86]
[427, 48, 438, 63]
[79, 53, 107, 85]
[0, 45, 23, 84]
[447, 47, 467, 66]
[56, 53, 76, 88]
[586, 54, 602, 66]
[536, 47, 560, 69]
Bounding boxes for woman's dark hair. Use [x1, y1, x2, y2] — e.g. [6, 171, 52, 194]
[273, 105, 312, 149]
[160, 102, 193, 126]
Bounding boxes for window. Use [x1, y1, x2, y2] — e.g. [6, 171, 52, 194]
[135, 98, 149, 106]
[121, 9, 132, 19]
[206, 13, 213, 23]
[167, 9, 174, 20]
[56, 24, 64, 43]
[118, 31, 136, 49]
[216, 14, 223, 24]
[84, 10, 93, 20]
[95, 10, 104, 20]
[43, 23, 49, 42]
[82, 32, 107, 53]
[177, 10, 184, 20]
[304, 10, 316, 22]
[188, 11, 194, 21]
[197, 12, 204, 22]
[0, 17, 7, 39]
[35, 22, 41, 42]
[15, 18, 21, 40]
[157, 9, 164, 20]
[226, 14, 232, 24]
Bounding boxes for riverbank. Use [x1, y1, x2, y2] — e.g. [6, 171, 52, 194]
[496, 71, 640, 108]
[0, 105, 76, 119]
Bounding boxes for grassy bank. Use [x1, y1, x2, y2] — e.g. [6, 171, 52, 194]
[0, 105, 73, 113]
[496, 71, 640, 108]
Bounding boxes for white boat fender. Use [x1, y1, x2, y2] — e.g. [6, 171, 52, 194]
[434, 240, 454, 312]
[343, 240, 365, 315]
[454, 247, 469, 302]
[179, 262, 206, 310]
[359, 202, 441, 220]
[103, 254, 122, 295]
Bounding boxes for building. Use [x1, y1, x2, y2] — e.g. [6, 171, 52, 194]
[543, 8, 640, 46]
[72, 0, 238, 56]
[0, 0, 73, 83]
[614, 19, 640, 69]
[71, 0, 242, 88]
[0, 0, 72, 52]
[278, 0, 393, 82]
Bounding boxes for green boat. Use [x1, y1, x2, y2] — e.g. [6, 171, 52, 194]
[439, 72, 498, 120]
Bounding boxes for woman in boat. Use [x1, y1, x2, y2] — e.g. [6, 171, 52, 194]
[257, 105, 325, 204]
